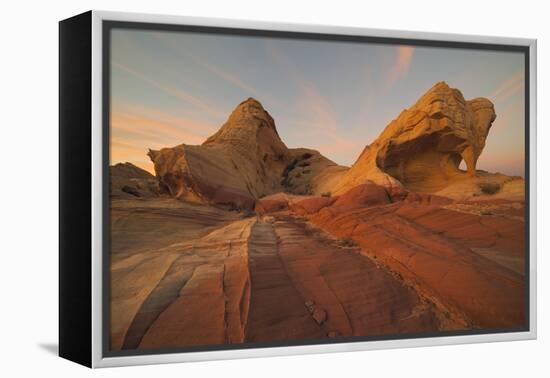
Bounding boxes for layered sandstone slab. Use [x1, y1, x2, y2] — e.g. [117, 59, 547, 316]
[109, 198, 246, 349]
[111, 186, 525, 349]
[110, 197, 441, 350]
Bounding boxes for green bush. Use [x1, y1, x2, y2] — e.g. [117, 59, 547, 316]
[479, 182, 501, 195]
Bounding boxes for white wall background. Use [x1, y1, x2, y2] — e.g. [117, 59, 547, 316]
[1, 0, 547, 376]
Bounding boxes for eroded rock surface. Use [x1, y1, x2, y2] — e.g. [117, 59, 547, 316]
[306, 186, 525, 329]
[148, 85, 522, 204]
[110, 198, 441, 350]
[148, 98, 342, 209]
[110, 162, 160, 198]
[331, 82, 522, 199]
[254, 181, 526, 329]
[109, 198, 246, 349]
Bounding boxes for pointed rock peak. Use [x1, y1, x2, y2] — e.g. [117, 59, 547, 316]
[204, 98, 281, 146]
[237, 97, 264, 109]
[422, 81, 455, 97]
[147, 148, 159, 161]
[228, 97, 271, 122]
[433, 80, 450, 89]
[414, 81, 467, 108]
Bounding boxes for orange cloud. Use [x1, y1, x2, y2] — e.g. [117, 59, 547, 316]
[109, 104, 217, 170]
[386, 46, 415, 88]
[110, 140, 156, 174]
[112, 111, 209, 144]
[114, 102, 217, 135]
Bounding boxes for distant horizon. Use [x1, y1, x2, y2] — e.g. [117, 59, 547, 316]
[110, 29, 526, 177]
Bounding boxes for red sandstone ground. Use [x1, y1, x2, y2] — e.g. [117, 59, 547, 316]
[111, 197, 442, 350]
[110, 186, 525, 350]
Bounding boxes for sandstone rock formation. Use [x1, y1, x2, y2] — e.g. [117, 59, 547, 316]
[330, 81, 523, 199]
[148, 98, 342, 209]
[110, 162, 160, 198]
[149, 83, 522, 204]
[111, 82, 526, 350]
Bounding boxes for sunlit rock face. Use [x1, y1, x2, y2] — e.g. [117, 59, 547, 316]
[332, 81, 498, 195]
[148, 83, 521, 206]
[148, 98, 340, 209]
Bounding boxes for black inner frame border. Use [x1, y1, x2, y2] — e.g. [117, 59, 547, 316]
[102, 19, 531, 358]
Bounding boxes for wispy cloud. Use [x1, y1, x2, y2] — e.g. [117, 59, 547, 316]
[281, 115, 364, 166]
[489, 70, 524, 102]
[266, 43, 340, 131]
[152, 32, 284, 109]
[198, 58, 258, 94]
[111, 110, 211, 145]
[315, 137, 364, 157]
[152, 33, 256, 93]
[112, 61, 225, 119]
[298, 83, 339, 133]
[110, 139, 156, 174]
[114, 102, 217, 135]
[265, 43, 367, 164]
[386, 45, 415, 89]
[110, 103, 217, 169]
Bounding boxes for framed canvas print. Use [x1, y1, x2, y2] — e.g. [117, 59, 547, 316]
[59, 10, 537, 368]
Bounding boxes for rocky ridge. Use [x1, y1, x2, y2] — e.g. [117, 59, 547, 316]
[147, 98, 341, 210]
[110, 162, 159, 198]
[330, 81, 523, 198]
[145, 83, 523, 207]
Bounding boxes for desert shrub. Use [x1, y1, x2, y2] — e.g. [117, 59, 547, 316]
[479, 182, 501, 195]
[321, 192, 331, 198]
[337, 237, 359, 248]
[121, 185, 141, 197]
[241, 209, 256, 218]
[480, 210, 493, 216]
[281, 158, 298, 186]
